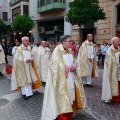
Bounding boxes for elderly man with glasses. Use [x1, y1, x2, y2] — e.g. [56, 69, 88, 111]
[41, 35, 86, 120]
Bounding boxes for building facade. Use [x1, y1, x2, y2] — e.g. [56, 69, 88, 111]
[72, 0, 120, 44]
[96, 0, 120, 44]
[29, 0, 72, 42]
[5, 0, 120, 44]
[0, 0, 11, 24]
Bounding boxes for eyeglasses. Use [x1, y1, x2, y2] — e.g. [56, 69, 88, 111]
[66, 40, 72, 42]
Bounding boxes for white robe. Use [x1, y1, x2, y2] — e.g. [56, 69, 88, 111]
[37, 46, 50, 82]
[82, 41, 94, 85]
[12, 46, 18, 57]
[21, 49, 33, 96]
[0, 44, 6, 74]
[63, 53, 75, 102]
[31, 46, 38, 65]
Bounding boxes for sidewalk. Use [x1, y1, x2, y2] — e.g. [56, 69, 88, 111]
[0, 76, 99, 120]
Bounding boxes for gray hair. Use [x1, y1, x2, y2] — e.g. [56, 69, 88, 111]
[111, 37, 120, 44]
[22, 36, 29, 42]
[60, 35, 71, 43]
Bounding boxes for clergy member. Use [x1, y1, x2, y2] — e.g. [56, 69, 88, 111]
[77, 34, 98, 87]
[41, 35, 86, 120]
[31, 42, 40, 64]
[11, 37, 42, 100]
[37, 41, 51, 83]
[0, 43, 6, 76]
[12, 41, 20, 57]
[102, 37, 120, 103]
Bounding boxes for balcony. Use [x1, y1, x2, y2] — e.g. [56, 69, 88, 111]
[10, 0, 29, 6]
[37, 0, 66, 13]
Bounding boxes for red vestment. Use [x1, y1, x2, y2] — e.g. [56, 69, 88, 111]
[112, 81, 120, 102]
[57, 112, 73, 120]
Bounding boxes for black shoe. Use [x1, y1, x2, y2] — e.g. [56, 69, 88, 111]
[0, 72, 3, 76]
[86, 84, 93, 87]
[23, 96, 29, 100]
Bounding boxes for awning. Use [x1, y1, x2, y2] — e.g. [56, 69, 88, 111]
[0, 31, 15, 38]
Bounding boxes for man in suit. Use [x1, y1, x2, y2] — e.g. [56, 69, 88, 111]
[1, 39, 8, 64]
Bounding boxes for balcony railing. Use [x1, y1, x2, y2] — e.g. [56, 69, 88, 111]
[37, 0, 66, 13]
[10, 0, 29, 6]
[10, 0, 19, 5]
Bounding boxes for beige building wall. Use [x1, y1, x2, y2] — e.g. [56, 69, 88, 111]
[96, 0, 113, 44]
[71, 0, 120, 45]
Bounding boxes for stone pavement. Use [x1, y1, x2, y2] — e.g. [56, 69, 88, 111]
[1, 56, 119, 120]
[85, 71, 120, 120]
[0, 76, 98, 120]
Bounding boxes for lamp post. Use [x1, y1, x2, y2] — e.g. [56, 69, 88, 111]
[29, 30, 32, 42]
[14, 32, 16, 41]
[19, 32, 22, 42]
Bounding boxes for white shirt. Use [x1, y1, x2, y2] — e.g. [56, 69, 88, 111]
[86, 40, 94, 59]
[12, 46, 18, 56]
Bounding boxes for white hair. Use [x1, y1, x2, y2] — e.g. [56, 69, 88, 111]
[111, 37, 120, 44]
[22, 36, 29, 42]
[41, 41, 46, 43]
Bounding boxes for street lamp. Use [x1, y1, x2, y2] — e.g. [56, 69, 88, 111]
[29, 30, 32, 42]
[19, 32, 22, 42]
[14, 32, 16, 40]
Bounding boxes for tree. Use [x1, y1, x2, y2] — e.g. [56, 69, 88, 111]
[66, 0, 106, 39]
[0, 19, 7, 34]
[12, 15, 35, 32]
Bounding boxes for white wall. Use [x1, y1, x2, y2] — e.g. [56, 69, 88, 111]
[0, 0, 11, 22]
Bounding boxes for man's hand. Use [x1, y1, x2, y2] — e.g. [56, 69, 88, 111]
[26, 59, 33, 63]
[0, 49, 2, 52]
[26, 59, 31, 63]
[88, 58, 92, 62]
[29, 58, 33, 63]
[70, 66, 76, 72]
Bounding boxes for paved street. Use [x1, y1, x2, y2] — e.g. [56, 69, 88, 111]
[0, 56, 119, 120]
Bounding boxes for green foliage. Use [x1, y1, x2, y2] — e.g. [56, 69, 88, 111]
[66, 0, 106, 26]
[0, 19, 7, 33]
[12, 15, 35, 32]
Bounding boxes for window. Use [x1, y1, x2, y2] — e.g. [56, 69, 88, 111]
[23, 5, 29, 16]
[2, 12, 8, 21]
[117, 4, 120, 24]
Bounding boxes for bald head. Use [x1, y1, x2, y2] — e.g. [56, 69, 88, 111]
[111, 37, 120, 49]
[87, 34, 93, 42]
[22, 36, 29, 47]
[41, 41, 47, 48]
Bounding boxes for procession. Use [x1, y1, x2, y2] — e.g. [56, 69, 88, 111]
[0, 0, 120, 120]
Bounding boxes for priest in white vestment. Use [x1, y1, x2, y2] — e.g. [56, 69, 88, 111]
[11, 37, 42, 100]
[0, 44, 6, 75]
[12, 41, 20, 57]
[102, 37, 120, 103]
[77, 34, 98, 87]
[31, 42, 40, 65]
[41, 35, 86, 120]
[37, 41, 51, 83]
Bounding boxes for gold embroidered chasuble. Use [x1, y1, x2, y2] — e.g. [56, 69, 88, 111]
[11, 44, 42, 91]
[0, 44, 6, 74]
[41, 44, 86, 120]
[77, 41, 98, 77]
[37, 46, 51, 82]
[102, 45, 119, 101]
[31, 46, 38, 65]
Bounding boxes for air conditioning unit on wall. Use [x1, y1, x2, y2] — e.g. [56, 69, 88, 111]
[54, 26, 60, 31]
[39, 27, 45, 33]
